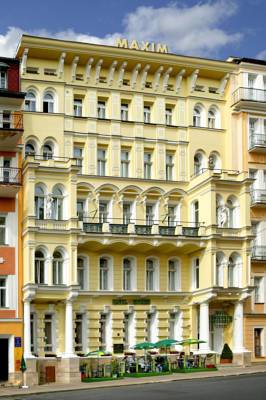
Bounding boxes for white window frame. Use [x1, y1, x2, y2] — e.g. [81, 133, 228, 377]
[73, 99, 82, 117]
[168, 259, 181, 291]
[35, 250, 46, 285]
[121, 103, 129, 121]
[254, 276, 264, 304]
[144, 106, 151, 123]
[165, 108, 173, 125]
[0, 278, 7, 307]
[25, 91, 36, 112]
[0, 216, 6, 245]
[97, 101, 106, 119]
[121, 150, 130, 177]
[43, 92, 54, 113]
[192, 258, 200, 290]
[44, 313, 55, 353]
[52, 251, 64, 285]
[166, 153, 174, 180]
[97, 149, 106, 176]
[0, 71, 7, 89]
[144, 152, 152, 179]
[75, 313, 85, 353]
[73, 147, 83, 169]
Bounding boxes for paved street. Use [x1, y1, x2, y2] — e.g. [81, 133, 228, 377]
[6, 373, 266, 400]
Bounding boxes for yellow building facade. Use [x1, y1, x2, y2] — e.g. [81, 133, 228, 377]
[16, 35, 255, 382]
[230, 57, 266, 362]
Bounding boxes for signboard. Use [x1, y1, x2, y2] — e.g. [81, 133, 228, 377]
[112, 299, 128, 305]
[133, 299, 150, 305]
[116, 38, 168, 54]
[14, 337, 21, 347]
[112, 299, 151, 305]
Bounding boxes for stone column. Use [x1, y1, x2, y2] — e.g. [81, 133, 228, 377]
[233, 302, 245, 353]
[24, 300, 34, 358]
[199, 302, 211, 352]
[62, 300, 76, 358]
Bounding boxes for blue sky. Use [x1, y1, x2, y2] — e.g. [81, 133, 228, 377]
[1, 0, 266, 59]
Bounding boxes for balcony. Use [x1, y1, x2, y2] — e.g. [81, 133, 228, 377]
[249, 134, 266, 152]
[232, 87, 266, 111]
[252, 246, 266, 261]
[0, 167, 21, 197]
[251, 189, 266, 206]
[0, 111, 23, 149]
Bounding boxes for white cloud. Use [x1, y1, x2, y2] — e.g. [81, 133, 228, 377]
[0, 1, 242, 58]
[256, 49, 266, 60]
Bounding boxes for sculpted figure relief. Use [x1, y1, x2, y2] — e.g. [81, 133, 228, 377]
[46, 193, 54, 219]
[218, 205, 228, 227]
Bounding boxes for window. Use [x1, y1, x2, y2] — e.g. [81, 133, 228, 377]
[99, 313, 107, 350]
[123, 203, 132, 224]
[123, 258, 132, 291]
[169, 312, 179, 340]
[209, 153, 220, 170]
[0, 217, 6, 245]
[30, 313, 36, 353]
[97, 101, 106, 119]
[192, 258, 200, 289]
[194, 153, 204, 175]
[193, 107, 201, 127]
[146, 259, 155, 290]
[99, 202, 108, 223]
[52, 251, 64, 285]
[77, 200, 85, 221]
[0, 278, 7, 307]
[77, 257, 85, 289]
[121, 150, 130, 177]
[192, 201, 199, 227]
[121, 103, 129, 121]
[168, 259, 179, 291]
[43, 92, 54, 113]
[254, 277, 264, 303]
[226, 196, 239, 228]
[146, 311, 156, 342]
[208, 109, 216, 128]
[44, 314, 54, 352]
[73, 147, 83, 168]
[0, 71, 7, 89]
[73, 99, 82, 117]
[43, 143, 53, 160]
[216, 255, 224, 287]
[25, 91, 36, 112]
[75, 313, 84, 352]
[25, 142, 36, 156]
[35, 186, 45, 220]
[228, 257, 235, 287]
[168, 206, 177, 227]
[144, 152, 152, 179]
[97, 149, 106, 176]
[35, 250, 45, 284]
[249, 118, 258, 135]
[99, 257, 109, 290]
[165, 108, 173, 125]
[144, 106, 151, 123]
[2, 111, 11, 129]
[146, 204, 154, 226]
[166, 153, 174, 180]
[52, 187, 63, 220]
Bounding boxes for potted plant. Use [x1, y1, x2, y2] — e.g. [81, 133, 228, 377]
[220, 343, 233, 364]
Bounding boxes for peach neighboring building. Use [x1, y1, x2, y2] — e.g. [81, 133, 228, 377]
[0, 57, 24, 383]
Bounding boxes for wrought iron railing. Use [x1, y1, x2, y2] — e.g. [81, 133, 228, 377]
[109, 224, 128, 234]
[251, 189, 266, 204]
[232, 87, 266, 104]
[252, 246, 266, 260]
[249, 134, 266, 148]
[83, 222, 103, 233]
[0, 167, 21, 185]
[0, 112, 23, 130]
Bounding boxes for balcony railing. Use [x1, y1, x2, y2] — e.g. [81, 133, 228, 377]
[81, 216, 203, 238]
[0, 167, 21, 185]
[251, 189, 266, 204]
[0, 112, 23, 130]
[232, 87, 266, 104]
[252, 246, 266, 260]
[249, 134, 266, 149]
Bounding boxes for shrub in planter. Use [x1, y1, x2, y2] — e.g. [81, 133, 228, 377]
[220, 343, 233, 363]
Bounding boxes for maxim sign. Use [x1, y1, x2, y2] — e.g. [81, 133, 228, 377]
[115, 38, 168, 53]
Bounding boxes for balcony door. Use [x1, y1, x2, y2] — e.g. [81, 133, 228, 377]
[3, 159, 11, 183]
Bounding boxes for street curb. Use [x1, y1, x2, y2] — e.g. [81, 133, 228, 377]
[0, 369, 266, 398]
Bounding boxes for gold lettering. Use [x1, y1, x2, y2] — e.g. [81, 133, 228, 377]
[116, 38, 128, 49]
[129, 40, 139, 50]
[156, 43, 168, 53]
[141, 42, 150, 51]
[150, 43, 155, 52]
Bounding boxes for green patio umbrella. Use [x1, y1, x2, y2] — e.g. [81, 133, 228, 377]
[178, 338, 206, 354]
[154, 339, 178, 348]
[85, 350, 105, 357]
[132, 342, 155, 350]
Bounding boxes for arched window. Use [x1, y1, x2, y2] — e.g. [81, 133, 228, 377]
[193, 106, 201, 127]
[227, 196, 239, 228]
[35, 250, 45, 284]
[192, 258, 200, 289]
[123, 258, 132, 291]
[194, 153, 204, 175]
[191, 200, 199, 227]
[25, 141, 36, 156]
[43, 142, 53, 160]
[77, 257, 86, 290]
[43, 92, 54, 113]
[146, 258, 159, 291]
[35, 185, 45, 220]
[228, 253, 242, 288]
[52, 250, 64, 285]
[208, 109, 216, 128]
[168, 259, 180, 291]
[52, 186, 63, 220]
[99, 257, 110, 290]
[216, 253, 225, 286]
[228, 256, 235, 287]
[25, 91, 36, 112]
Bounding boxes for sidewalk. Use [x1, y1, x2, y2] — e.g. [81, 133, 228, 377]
[0, 365, 266, 398]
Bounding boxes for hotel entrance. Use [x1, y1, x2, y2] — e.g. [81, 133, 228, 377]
[0, 338, 9, 381]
